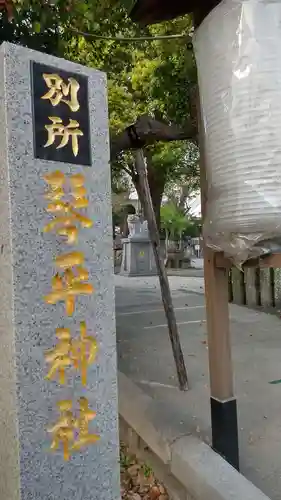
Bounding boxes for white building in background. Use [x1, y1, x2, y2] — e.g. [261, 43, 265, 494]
[129, 189, 168, 213]
[128, 190, 141, 213]
[187, 193, 201, 218]
[129, 189, 201, 218]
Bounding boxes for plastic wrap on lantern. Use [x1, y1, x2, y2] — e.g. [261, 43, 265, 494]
[194, 0, 281, 265]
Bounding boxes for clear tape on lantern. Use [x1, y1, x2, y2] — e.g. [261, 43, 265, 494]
[194, 0, 281, 265]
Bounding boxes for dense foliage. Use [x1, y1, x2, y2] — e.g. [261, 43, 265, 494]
[1, 1, 199, 224]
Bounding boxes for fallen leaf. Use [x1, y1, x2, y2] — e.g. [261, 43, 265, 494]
[137, 471, 149, 489]
[129, 494, 141, 500]
[120, 442, 170, 499]
[248, 432, 254, 444]
[150, 486, 160, 499]
[269, 378, 281, 384]
[128, 464, 141, 477]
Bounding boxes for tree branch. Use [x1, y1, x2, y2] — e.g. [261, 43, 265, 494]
[110, 114, 197, 161]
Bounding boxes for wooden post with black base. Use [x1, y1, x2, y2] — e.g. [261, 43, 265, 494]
[203, 247, 239, 471]
[198, 91, 239, 471]
[211, 397, 239, 470]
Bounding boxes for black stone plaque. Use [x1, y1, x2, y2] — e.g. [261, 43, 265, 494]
[31, 61, 91, 166]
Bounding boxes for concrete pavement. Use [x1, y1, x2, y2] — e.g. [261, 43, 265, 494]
[115, 274, 281, 500]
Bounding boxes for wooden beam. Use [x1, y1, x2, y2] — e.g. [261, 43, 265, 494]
[129, 0, 221, 25]
[134, 149, 189, 391]
[214, 253, 231, 269]
[197, 89, 239, 469]
[203, 249, 234, 399]
[215, 252, 281, 270]
[198, 108, 233, 401]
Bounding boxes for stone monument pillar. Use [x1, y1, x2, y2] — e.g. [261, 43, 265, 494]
[120, 215, 158, 276]
[0, 42, 120, 500]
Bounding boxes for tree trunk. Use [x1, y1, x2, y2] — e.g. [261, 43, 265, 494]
[147, 176, 164, 229]
[164, 229, 169, 266]
[179, 232, 183, 250]
[146, 151, 166, 229]
[132, 170, 165, 230]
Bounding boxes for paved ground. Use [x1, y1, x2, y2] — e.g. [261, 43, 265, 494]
[190, 257, 204, 269]
[115, 274, 281, 500]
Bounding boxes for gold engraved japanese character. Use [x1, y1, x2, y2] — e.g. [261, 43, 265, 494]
[45, 321, 98, 386]
[44, 251, 93, 316]
[41, 73, 80, 112]
[48, 400, 74, 461]
[43, 171, 92, 244]
[44, 117, 83, 157]
[48, 397, 99, 461]
[72, 397, 99, 451]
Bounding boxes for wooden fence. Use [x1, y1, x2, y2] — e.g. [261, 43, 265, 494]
[229, 267, 281, 311]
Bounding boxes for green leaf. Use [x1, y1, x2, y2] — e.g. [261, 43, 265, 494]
[33, 21, 41, 33]
[269, 379, 281, 384]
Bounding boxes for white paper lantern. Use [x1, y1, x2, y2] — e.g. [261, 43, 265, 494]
[194, 0, 281, 261]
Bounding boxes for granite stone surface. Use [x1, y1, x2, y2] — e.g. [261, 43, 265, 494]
[0, 42, 120, 500]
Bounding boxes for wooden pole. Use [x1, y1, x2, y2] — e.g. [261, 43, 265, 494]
[197, 90, 239, 469]
[134, 149, 189, 391]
